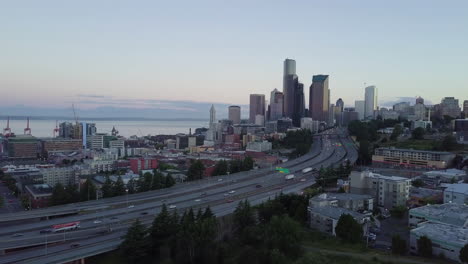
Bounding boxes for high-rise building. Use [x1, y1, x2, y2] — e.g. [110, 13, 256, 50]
[209, 104, 216, 127]
[228, 105, 241, 124]
[416, 97, 424, 105]
[355, 100, 365, 120]
[364, 85, 377, 120]
[463, 100, 468, 115]
[292, 83, 305, 127]
[249, 94, 265, 123]
[309, 75, 330, 123]
[438, 97, 461, 118]
[269, 89, 284, 121]
[283, 59, 296, 76]
[336, 98, 344, 112]
[283, 74, 298, 119]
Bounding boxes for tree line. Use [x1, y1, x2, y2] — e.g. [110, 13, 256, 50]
[120, 193, 311, 264]
[50, 170, 176, 206]
[187, 157, 255, 181]
[315, 161, 352, 187]
[270, 129, 313, 158]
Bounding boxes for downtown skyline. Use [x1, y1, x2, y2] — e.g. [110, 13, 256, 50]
[1, 0, 467, 117]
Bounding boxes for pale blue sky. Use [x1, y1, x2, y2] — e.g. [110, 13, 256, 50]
[1, 0, 467, 113]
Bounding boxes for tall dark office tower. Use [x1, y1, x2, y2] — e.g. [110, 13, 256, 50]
[309, 75, 330, 122]
[282, 59, 297, 119]
[249, 94, 265, 123]
[269, 88, 284, 121]
[283, 74, 298, 118]
[292, 83, 305, 127]
[336, 98, 344, 112]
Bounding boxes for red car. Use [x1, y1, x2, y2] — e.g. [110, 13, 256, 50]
[226, 199, 234, 203]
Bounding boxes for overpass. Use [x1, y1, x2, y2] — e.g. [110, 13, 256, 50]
[0, 128, 358, 264]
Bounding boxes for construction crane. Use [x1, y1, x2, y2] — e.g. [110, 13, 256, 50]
[53, 120, 59, 137]
[3, 116, 12, 137]
[24, 117, 31, 135]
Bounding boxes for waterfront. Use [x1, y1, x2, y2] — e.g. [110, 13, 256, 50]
[1, 118, 208, 137]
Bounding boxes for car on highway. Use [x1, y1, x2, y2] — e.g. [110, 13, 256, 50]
[12, 233, 23, 237]
[194, 199, 201, 202]
[93, 220, 102, 224]
[140, 212, 149, 215]
[226, 199, 234, 203]
[169, 205, 177, 209]
[70, 243, 80, 248]
[302, 167, 313, 173]
[110, 217, 118, 220]
[200, 192, 207, 196]
[128, 205, 135, 208]
[228, 190, 235, 194]
[300, 178, 306, 182]
[218, 178, 223, 182]
[40, 229, 52, 234]
[255, 184, 262, 188]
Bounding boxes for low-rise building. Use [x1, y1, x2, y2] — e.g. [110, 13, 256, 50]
[24, 184, 53, 209]
[41, 138, 83, 156]
[349, 171, 410, 209]
[308, 206, 370, 236]
[421, 169, 467, 186]
[309, 193, 373, 212]
[408, 203, 468, 228]
[410, 222, 468, 263]
[372, 147, 455, 169]
[129, 157, 158, 174]
[246, 141, 272, 152]
[7, 135, 39, 158]
[443, 184, 468, 204]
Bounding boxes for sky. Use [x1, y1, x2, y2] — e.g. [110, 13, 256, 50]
[1, 0, 467, 118]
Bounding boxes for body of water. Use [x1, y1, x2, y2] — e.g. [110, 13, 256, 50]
[1, 118, 209, 137]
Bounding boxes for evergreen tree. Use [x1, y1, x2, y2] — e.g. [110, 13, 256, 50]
[202, 206, 214, 219]
[101, 176, 114, 198]
[151, 171, 164, 190]
[265, 215, 303, 260]
[151, 204, 176, 259]
[417, 236, 433, 258]
[187, 160, 205, 181]
[50, 183, 69, 205]
[229, 159, 242, 174]
[138, 172, 153, 192]
[241, 156, 254, 171]
[80, 177, 97, 201]
[126, 179, 137, 194]
[392, 235, 407, 255]
[335, 214, 363, 243]
[233, 200, 256, 234]
[460, 244, 468, 263]
[120, 219, 149, 263]
[113, 176, 127, 196]
[165, 173, 176, 188]
[212, 160, 228, 176]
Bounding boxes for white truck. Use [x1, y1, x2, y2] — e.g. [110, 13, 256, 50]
[285, 174, 295, 180]
[302, 167, 313, 174]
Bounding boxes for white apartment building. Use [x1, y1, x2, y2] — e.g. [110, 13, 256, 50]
[349, 171, 410, 209]
[372, 147, 455, 169]
[40, 167, 78, 187]
[86, 135, 104, 149]
[246, 141, 272, 152]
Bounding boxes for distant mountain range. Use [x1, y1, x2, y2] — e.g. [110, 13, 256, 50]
[0, 101, 249, 121]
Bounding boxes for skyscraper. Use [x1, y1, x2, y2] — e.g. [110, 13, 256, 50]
[249, 94, 265, 123]
[463, 100, 468, 115]
[209, 104, 216, 127]
[364, 85, 378, 120]
[309, 75, 330, 123]
[336, 98, 344, 112]
[292, 83, 305, 127]
[228, 105, 241, 124]
[283, 59, 297, 119]
[269, 88, 284, 121]
[355, 100, 365, 120]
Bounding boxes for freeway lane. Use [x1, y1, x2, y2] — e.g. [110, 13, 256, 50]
[0, 129, 357, 263]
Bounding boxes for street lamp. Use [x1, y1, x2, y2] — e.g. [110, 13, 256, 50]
[125, 189, 129, 208]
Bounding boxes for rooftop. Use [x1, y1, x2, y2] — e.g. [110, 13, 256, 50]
[309, 206, 368, 222]
[375, 147, 453, 155]
[443, 183, 468, 195]
[363, 171, 410, 182]
[25, 184, 53, 195]
[311, 193, 373, 202]
[312, 75, 329, 82]
[409, 203, 468, 227]
[424, 169, 466, 178]
[411, 222, 468, 248]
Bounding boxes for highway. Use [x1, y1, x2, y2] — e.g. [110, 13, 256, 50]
[0, 128, 357, 264]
